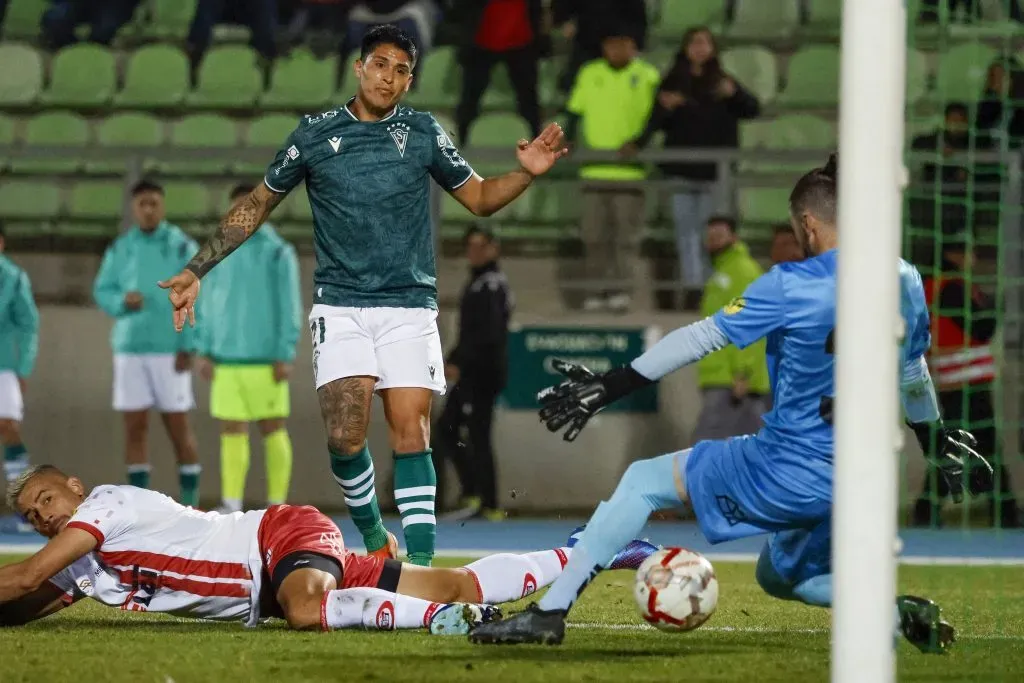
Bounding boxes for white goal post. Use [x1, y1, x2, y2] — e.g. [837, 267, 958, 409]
[832, 1, 908, 682]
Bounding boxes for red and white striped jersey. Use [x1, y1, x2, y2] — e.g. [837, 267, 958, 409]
[50, 485, 267, 626]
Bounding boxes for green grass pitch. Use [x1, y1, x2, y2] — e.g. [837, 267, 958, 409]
[1, 556, 1022, 682]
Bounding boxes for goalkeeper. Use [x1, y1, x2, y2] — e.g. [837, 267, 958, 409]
[470, 154, 994, 652]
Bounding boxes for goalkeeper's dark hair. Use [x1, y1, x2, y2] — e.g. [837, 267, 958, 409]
[130, 179, 164, 196]
[360, 24, 418, 67]
[789, 153, 838, 225]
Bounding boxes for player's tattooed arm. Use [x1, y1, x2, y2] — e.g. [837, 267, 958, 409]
[185, 184, 283, 279]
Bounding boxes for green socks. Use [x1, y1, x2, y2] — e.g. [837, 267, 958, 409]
[264, 429, 293, 505]
[179, 464, 202, 508]
[220, 433, 250, 511]
[329, 443, 389, 553]
[3, 443, 29, 484]
[127, 463, 151, 489]
[393, 450, 436, 567]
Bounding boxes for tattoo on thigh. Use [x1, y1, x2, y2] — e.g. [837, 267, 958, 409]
[319, 378, 372, 450]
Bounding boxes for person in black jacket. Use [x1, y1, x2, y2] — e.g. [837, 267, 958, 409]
[625, 26, 760, 311]
[433, 226, 513, 521]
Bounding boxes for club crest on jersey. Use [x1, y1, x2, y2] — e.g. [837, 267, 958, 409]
[723, 297, 746, 315]
[387, 122, 410, 157]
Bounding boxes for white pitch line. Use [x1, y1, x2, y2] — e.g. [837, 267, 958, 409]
[567, 623, 1024, 641]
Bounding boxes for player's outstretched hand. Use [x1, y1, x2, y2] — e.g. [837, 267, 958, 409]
[158, 270, 200, 332]
[935, 427, 994, 503]
[516, 123, 569, 177]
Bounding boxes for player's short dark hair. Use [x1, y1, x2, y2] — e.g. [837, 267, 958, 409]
[706, 215, 736, 233]
[130, 179, 164, 197]
[230, 183, 255, 200]
[360, 24, 418, 67]
[944, 102, 969, 119]
[463, 225, 497, 245]
[789, 153, 838, 225]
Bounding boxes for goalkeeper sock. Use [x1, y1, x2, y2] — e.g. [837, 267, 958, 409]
[178, 464, 202, 508]
[263, 428, 293, 505]
[321, 587, 443, 631]
[793, 574, 832, 608]
[220, 433, 250, 510]
[538, 452, 682, 613]
[3, 443, 29, 484]
[127, 463, 151, 489]
[393, 450, 436, 567]
[329, 443, 389, 553]
[463, 549, 571, 603]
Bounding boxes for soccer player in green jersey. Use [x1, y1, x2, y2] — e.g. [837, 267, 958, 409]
[161, 25, 567, 567]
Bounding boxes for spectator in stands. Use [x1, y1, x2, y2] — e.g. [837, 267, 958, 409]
[565, 28, 660, 312]
[919, 0, 1022, 22]
[452, 0, 543, 145]
[977, 57, 1024, 148]
[279, 0, 352, 58]
[341, 1, 440, 85]
[40, 0, 141, 49]
[433, 226, 513, 522]
[691, 216, 769, 442]
[626, 26, 760, 311]
[769, 223, 804, 265]
[188, 0, 278, 75]
[92, 181, 203, 508]
[553, 0, 647, 94]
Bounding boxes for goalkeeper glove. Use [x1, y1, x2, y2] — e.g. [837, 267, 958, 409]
[537, 360, 653, 442]
[908, 421, 994, 503]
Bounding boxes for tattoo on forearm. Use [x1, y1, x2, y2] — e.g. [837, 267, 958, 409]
[318, 376, 374, 454]
[185, 185, 282, 279]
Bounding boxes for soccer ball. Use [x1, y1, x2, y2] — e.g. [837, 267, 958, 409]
[634, 547, 718, 632]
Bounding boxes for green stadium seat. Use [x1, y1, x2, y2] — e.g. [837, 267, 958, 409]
[778, 46, 840, 107]
[728, 0, 800, 38]
[538, 56, 566, 108]
[720, 47, 778, 105]
[280, 185, 312, 222]
[906, 48, 929, 106]
[807, 0, 841, 28]
[738, 186, 791, 224]
[3, 0, 47, 38]
[147, 0, 198, 39]
[89, 113, 165, 174]
[187, 46, 264, 109]
[746, 115, 836, 172]
[69, 181, 124, 222]
[260, 50, 336, 111]
[644, 48, 679, 76]
[163, 182, 212, 224]
[405, 46, 458, 109]
[0, 44, 42, 106]
[11, 112, 90, 174]
[0, 180, 60, 219]
[237, 114, 298, 174]
[0, 116, 15, 145]
[481, 64, 516, 110]
[530, 182, 579, 223]
[654, 0, 722, 38]
[42, 45, 116, 107]
[164, 115, 239, 175]
[467, 112, 533, 148]
[441, 191, 473, 224]
[115, 45, 190, 109]
[936, 43, 998, 102]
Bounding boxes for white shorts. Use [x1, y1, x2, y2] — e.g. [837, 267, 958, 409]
[113, 354, 195, 413]
[0, 370, 24, 421]
[309, 305, 446, 394]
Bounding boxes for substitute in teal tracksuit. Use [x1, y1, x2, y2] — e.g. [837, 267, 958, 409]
[0, 225, 39, 511]
[195, 184, 302, 513]
[92, 180, 202, 506]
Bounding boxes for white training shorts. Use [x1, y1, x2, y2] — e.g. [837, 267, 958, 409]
[309, 305, 446, 395]
[0, 370, 24, 421]
[113, 353, 195, 413]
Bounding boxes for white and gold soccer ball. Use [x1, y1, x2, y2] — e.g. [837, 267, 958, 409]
[634, 547, 718, 632]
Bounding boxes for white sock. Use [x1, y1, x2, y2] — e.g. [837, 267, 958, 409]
[462, 548, 571, 603]
[320, 587, 444, 631]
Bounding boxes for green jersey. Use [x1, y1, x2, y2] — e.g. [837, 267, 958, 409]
[264, 100, 475, 309]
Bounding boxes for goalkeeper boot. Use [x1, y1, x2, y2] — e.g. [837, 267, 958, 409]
[429, 603, 502, 636]
[468, 602, 567, 645]
[567, 525, 659, 570]
[897, 594, 956, 654]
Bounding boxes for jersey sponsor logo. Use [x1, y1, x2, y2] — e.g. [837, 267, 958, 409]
[387, 122, 410, 157]
[77, 577, 93, 594]
[328, 136, 342, 153]
[521, 573, 538, 598]
[286, 145, 300, 160]
[306, 109, 340, 125]
[723, 297, 746, 315]
[376, 601, 395, 630]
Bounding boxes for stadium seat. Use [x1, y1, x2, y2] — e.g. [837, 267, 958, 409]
[481, 64, 516, 110]
[116, 45, 190, 109]
[163, 182, 212, 224]
[738, 186, 791, 224]
[406, 46, 458, 109]
[187, 46, 264, 109]
[260, 50, 336, 111]
[645, 48, 679, 76]
[468, 112, 533, 149]
[89, 113, 165, 174]
[280, 184, 312, 222]
[936, 43, 998, 102]
[538, 55, 566, 108]
[745, 115, 836, 172]
[11, 112, 90, 174]
[165, 115, 239, 175]
[41, 45, 116, 107]
[3, 0, 47, 38]
[777, 46, 840, 107]
[654, 0, 722, 39]
[69, 181, 124, 221]
[0, 44, 42, 106]
[728, 0, 800, 38]
[237, 114, 298, 174]
[906, 48, 930, 106]
[0, 180, 61, 220]
[720, 47, 778, 105]
[147, 0, 198, 39]
[0, 116, 15, 145]
[807, 0, 841, 28]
